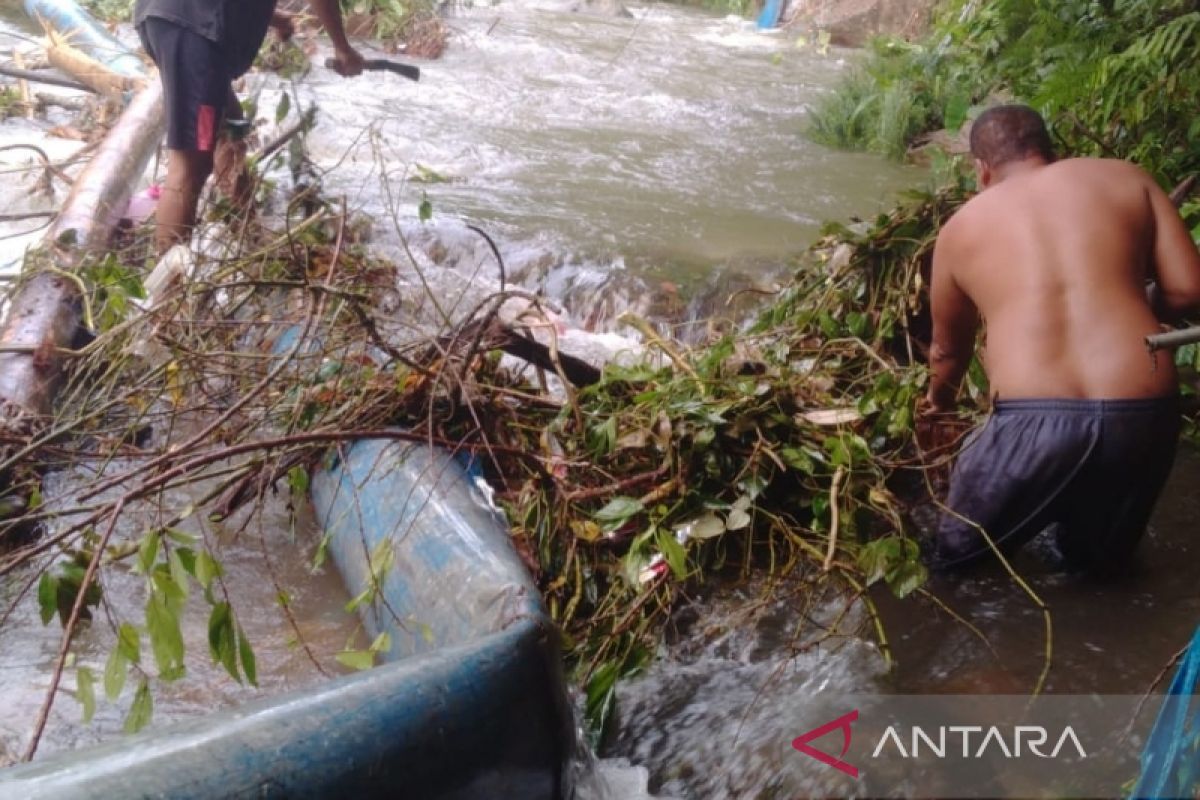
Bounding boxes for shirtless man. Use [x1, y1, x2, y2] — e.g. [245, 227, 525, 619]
[924, 104, 1200, 573]
[134, 0, 365, 254]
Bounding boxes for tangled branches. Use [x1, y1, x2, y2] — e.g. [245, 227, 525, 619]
[0, 176, 978, 757]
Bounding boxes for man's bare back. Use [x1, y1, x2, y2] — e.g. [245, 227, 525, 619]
[923, 105, 1200, 573]
[929, 158, 1200, 405]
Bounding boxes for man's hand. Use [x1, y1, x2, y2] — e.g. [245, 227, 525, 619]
[307, 0, 364, 76]
[918, 391, 953, 418]
[328, 45, 365, 77]
[269, 11, 295, 42]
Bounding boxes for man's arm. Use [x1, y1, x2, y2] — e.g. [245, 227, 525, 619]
[305, 0, 365, 75]
[926, 228, 980, 411]
[1147, 175, 1200, 322]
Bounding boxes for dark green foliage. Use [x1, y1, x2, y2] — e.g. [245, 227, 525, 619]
[809, 0, 1200, 201]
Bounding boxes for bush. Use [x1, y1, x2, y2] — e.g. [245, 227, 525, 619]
[806, 0, 1200, 198]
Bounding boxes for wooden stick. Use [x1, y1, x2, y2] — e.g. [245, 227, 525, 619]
[11, 52, 33, 119]
[823, 467, 846, 572]
[0, 63, 93, 93]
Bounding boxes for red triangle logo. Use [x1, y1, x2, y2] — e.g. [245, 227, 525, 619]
[791, 709, 860, 778]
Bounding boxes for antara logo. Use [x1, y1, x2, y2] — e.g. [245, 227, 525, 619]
[793, 709, 1089, 778]
[791, 709, 860, 778]
[871, 725, 1087, 759]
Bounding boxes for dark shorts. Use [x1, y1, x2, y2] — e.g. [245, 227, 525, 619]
[137, 17, 231, 152]
[935, 396, 1180, 573]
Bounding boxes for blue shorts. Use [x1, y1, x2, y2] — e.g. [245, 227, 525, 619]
[935, 396, 1180, 574]
[137, 17, 232, 152]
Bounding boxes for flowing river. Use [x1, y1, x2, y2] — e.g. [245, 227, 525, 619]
[0, 2, 1197, 798]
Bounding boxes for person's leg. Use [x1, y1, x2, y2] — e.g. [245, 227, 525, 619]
[1056, 397, 1180, 575]
[934, 402, 1097, 570]
[138, 17, 230, 254]
[157, 149, 215, 253]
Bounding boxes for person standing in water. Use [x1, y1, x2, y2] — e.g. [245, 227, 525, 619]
[923, 104, 1200, 574]
[134, 0, 365, 254]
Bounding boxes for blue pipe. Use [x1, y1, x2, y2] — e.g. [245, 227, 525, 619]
[756, 0, 784, 29]
[0, 620, 566, 799]
[23, 0, 147, 78]
[0, 441, 572, 797]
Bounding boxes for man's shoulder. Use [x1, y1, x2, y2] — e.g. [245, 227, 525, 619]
[937, 193, 987, 239]
[1049, 156, 1151, 182]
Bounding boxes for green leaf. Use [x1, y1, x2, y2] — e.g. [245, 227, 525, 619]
[168, 548, 190, 599]
[163, 528, 197, 546]
[77, 666, 96, 724]
[593, 496, 644, 528]
[275, 91, 291, 124]
[886, 558, 929, 599]
[137, 530, 161, 575]
[174, 547, 197, 578]
[195, 549, 222, 591]
[418, 195, 433, 222]
[726, 495, 753, 531]
[287, 465, 309, 495]
[857, 536, 901, 586]
[38, 573, 58, 626]
[146, 591, 185, 681]
[584, 659, 620, 736]
[117, 622, 141, 664]
[345, 586, 373, 613]
[123, 678, 153, 734]
[207, 602, 240, 683]
[237, 625, 258, 687]
[656, 528, 687, 579]
[151, 565, 187, 606]
[104, 647, 128, 702]
[780, 447, 815, 475]
[335, 650, 376, 671]
[312, 531, 333, 572]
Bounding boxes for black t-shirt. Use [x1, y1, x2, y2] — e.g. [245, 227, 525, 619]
[135, 0, 277, 78]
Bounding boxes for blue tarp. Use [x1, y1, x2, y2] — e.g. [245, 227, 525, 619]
[1133, 626, 1200, 800]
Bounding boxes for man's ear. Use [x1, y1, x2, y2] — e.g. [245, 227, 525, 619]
[973, 159, 992, 189]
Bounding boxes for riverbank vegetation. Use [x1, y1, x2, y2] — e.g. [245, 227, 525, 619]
[809, 1, 1200, 208]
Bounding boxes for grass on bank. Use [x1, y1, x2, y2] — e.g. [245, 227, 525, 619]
[807, 0, 1200, 208]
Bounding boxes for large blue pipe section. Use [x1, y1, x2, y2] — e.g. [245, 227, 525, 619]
[0, 442, 571, 798]
[23, 0, 147, 78]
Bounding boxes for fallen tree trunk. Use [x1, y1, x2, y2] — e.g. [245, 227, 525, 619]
[46, 80, 163, 253]
[45, 28, 143, 98]
[0, 76, 160, 438]
[0, 272, 84, 427]
[0, 79, 162, 438]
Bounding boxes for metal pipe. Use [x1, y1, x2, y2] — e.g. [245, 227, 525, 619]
[1146, 327, 1200, 352]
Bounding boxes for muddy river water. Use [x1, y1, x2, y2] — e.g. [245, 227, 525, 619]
[0, 1, 1197, 797]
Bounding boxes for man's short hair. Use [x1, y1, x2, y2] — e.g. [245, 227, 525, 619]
[969, 104, 1056, 168]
